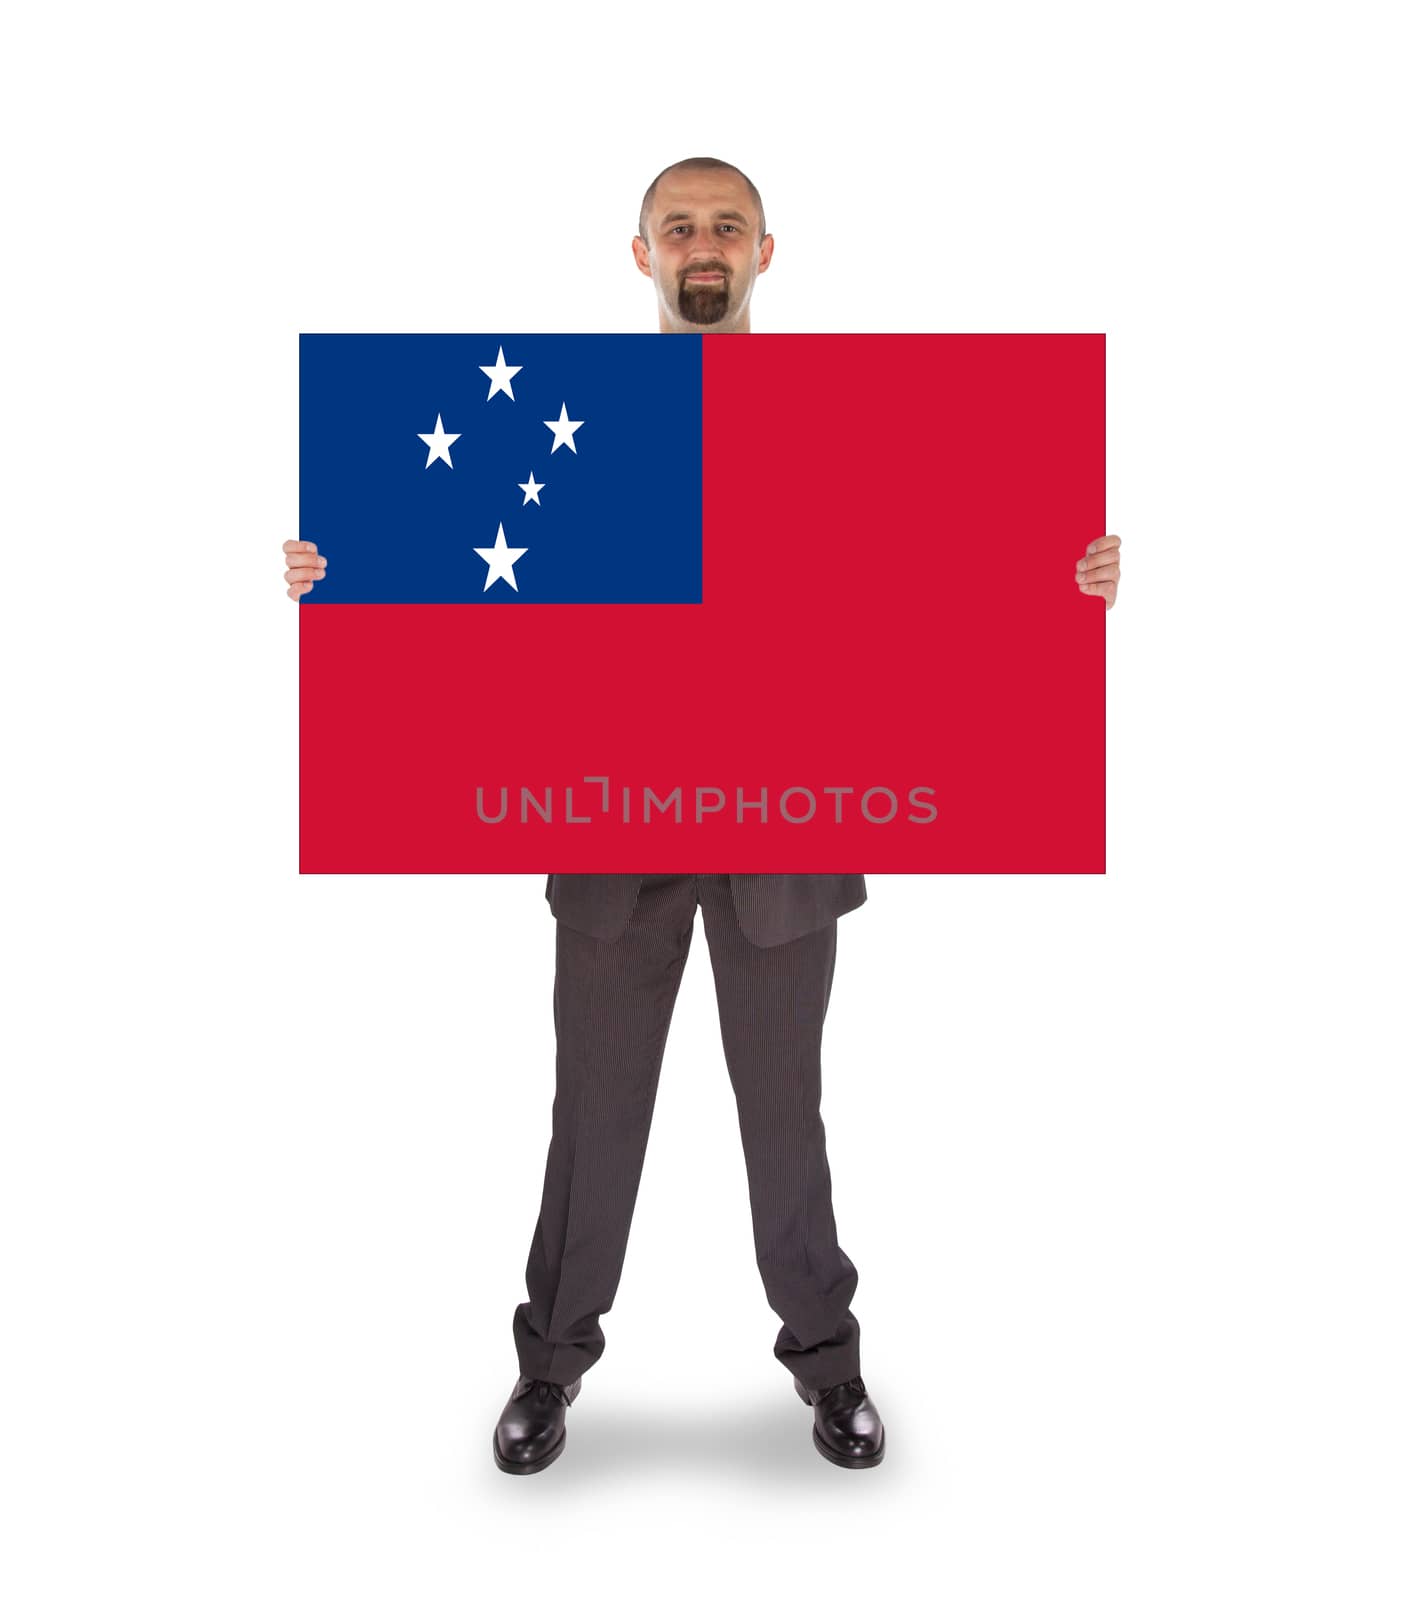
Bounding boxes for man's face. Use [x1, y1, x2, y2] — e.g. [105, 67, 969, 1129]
[633, 171, 772, 328]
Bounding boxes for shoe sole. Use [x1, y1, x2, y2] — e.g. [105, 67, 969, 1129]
[493, 1427, 567, 1475]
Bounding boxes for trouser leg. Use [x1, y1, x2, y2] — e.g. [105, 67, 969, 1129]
[696, 875, 862, 1391]
[513, 875, 697, 1385]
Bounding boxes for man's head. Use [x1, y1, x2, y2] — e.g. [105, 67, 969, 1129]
[633, 156, 773, 333]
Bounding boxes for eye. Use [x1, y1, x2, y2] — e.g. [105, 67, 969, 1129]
[720, 224, 738, 233]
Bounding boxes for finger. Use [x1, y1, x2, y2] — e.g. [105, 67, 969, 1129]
[284, 566, 326, 584]
[286, 557, 327, 575]
[1078, 579, 1117, 600]
[287, 580, 315, 599]
[1085, 534, 1120, 555]
[283, 540, 320, 555]
[1076, 550, 1120, 574]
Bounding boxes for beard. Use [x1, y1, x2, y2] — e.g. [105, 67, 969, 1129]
[676, 270, 732, 326]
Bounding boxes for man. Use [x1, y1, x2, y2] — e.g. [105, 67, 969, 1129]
[283, 156, 1122, 1476]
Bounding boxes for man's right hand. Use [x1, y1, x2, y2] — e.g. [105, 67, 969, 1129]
[284, 540, 327, 600]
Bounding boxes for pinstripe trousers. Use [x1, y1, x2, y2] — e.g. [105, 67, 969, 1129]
[513, 874, 863, 1390]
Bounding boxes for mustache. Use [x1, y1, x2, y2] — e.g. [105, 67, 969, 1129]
[683, 265, 728, 279]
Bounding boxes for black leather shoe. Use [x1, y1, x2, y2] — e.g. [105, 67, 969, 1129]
[493, 1374, 582, 1474]
[794, 1374, 885, 1467]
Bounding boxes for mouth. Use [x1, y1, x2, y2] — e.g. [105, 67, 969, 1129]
[686, 272, 725, 283]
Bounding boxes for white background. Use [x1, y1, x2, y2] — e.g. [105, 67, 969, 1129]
[3, 1, 1401, 1595]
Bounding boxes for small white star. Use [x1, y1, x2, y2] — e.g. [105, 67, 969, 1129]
[417, 413, 460, 468]
[518, 471, 545, 506]
[480, 346, 523, 401]
[473, 523, 528, 592]
[544, 402, 584, 454]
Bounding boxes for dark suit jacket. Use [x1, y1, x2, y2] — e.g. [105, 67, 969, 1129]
[544, 874, 867, 949]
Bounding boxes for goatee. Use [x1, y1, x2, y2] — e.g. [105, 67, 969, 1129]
[678, 277, 730, 326]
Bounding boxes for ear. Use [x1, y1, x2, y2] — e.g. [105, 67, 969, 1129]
[757, 233, 775, 274]
[631, 236, 653, 277]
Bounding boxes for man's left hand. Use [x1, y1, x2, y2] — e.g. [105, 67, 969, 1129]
[1075, 535, 1121, 609]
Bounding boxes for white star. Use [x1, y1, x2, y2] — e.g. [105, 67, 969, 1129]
[473, 523, 528, 592]
[479, 346, 523, 401]
[518, 471, 545, 506]
[544, 402, 584, 454]
[417, 413, 460, 468]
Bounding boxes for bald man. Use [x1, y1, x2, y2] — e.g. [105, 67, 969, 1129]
[283, 157, 1122, 1478]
